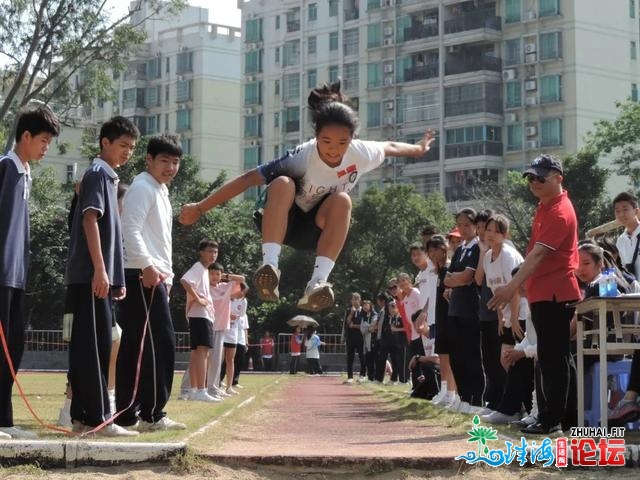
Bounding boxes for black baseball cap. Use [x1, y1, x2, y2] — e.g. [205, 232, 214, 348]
[523, 154, 563, 177]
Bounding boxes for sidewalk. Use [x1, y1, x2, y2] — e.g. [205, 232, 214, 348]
[201, 376, 469, 466]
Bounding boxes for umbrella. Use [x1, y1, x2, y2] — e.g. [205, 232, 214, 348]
[287, 315, 319, 328]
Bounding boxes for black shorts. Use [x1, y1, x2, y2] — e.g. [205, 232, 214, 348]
[189, 317, 213, 349]
[223, 342, 238, 349]
[253, 192, 327, 250]
[434, 314, 450, 355]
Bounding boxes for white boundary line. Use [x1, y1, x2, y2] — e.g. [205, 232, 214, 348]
[184, 395, 256, 442]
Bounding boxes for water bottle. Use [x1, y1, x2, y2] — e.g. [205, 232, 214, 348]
[598, 272, 608, 297]
[606, 269, 618, 297]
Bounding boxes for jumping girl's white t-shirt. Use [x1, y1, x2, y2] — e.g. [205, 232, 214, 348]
[258, 139, 386, 212]
[483, 243, 524, 327]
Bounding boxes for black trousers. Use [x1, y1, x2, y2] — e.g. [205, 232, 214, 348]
[497, 356, 534, 415]
[480, 319, 506, 410]
[233, 345, 245, 384]
[449, 315, 485, 406]
[0, 287, 25, 427]
[346, 337, 364, 379]
[115, 274, 175, 426]
[68, 284, 112, 427]
[375, 338, 402, 382]
[364, 345, 378, 380]
[410, 338, 426, 387]
[531, 300, 576, 428]
[262, 356, 272, 371]
[307, 358, 322, 374]
[289, 354, 300, 374]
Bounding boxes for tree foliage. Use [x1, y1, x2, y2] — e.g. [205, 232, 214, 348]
[0, 0, 186, 150]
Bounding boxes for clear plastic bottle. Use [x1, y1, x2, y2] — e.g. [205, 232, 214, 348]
[606, 269, 618, 297]
[598, 271, 608, 297]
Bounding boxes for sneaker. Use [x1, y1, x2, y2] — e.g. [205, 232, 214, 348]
[297, 281, 334, 312]
[72, 421, 91, 435]
[0, 426, 38, 439]
[253, 264, 280, 302]
[0, 431, 10, 439]
[135, 416, 187, 432]
[57, 408, 72, 427]
[233, 384, 244, 389]
[357, 377, 367, 384]
[478, 407, 494, 416]
[511, 413, 538, 429]
[190, 390, 222, 403]
[343, 378, 354, 384]
[521, 422, 562, 436]
[177, 391, 190, 401]
[96, 423, 139, 437]
[210, 386, 230, 398]
[482, 411, 520, 425]
[444, 396, 461, 411]
[226, 387, 240, 396]
[456, 401, 472, 414]
[608, 398, 640, 426]
[430, 390, 445, 404]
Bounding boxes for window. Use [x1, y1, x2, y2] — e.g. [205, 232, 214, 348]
[176, 109, 191, 132]
[275, 47, 280, 64]
[165, 114, 169, 131]
[145, 86, 160, 107]
[367, 0, 381, 10]
[308, 69, 317, 89]
[177, 51, 193, 74]
[540, 75, 562, 103]
[274, 79, 280, 96]
[632, 41, 637, 60]
[504, 38, 522, 66]
[308, 36, 317, 55]
[181, 138, 191, 155]
[343, 28, 359, 56]
[165, 57, 170, 74]
[283, 73, 300, 101]
[275, 15, 280, 30]
[244, 147, 261, 170]
[309, 3, 317, 21]
[367, 102, 381, 127]
[274, 112, 280, 128]
[505, 81, 522, 108]
[398, 89, 440, 124]
[539, 0, 559, 17]
[283, 40, 300, 67]
[632, 0, 636, 18]
[286, 8, 300, 32]
[329, 65, 339, 83]
[123, 88, 136, 109]
[176, 80, 192, 103]
[445, 126, 501, 144]
[505, 0, 521, 23]
[329, 0, 338, 17]
[165, 84, 170, 102]
[540, 118, 563, 146]
[285, 107, 300, 132]
[506, 124, 523, 151]
[343, 62, 359, 91]
[244, 114, 262, 137]
[539, 32, 562, 60]
[633, 83, 639, 102]
[246, 18, 263, 42]
[146, 115, 159, 134]
[244, 82, 262, 105]
[245, 50, 263, 73]
[329, 32, 339, 51]
[147, 58, 161, 79]
[367, 62, 382, 87]
[367, 24, 381, 48]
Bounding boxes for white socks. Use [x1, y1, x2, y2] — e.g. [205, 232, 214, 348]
[262, 243, 281, 268]
[309, 256, 335, 284]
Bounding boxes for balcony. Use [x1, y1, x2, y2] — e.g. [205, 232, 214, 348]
[344, 9, 359, 21]
[445, 55, 501, 75]
[287, 21, 300, 33]
[404, 64, 439, 82]
[285, 120, 300, 133]
[403, 23, 438, 41]
[444, 11, 501, 34]
[444, 141, 502, 159]
[444, 98, 502, 117]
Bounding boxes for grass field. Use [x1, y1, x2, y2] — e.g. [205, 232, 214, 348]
[9, 372, 288, 443]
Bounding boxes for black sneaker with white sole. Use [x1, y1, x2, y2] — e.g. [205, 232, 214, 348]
[253, 264, 280, 302]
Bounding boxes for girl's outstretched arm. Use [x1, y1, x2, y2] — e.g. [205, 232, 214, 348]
[382, 129, 436, 158]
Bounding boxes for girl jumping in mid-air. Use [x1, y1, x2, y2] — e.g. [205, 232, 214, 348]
[180, 81, 435, 312]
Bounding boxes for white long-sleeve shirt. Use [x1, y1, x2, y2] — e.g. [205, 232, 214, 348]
[513, 303, 537, 359]
[122, 172, 174, 285]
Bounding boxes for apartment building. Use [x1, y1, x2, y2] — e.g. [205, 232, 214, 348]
[238, 0, 639, 202]
[55, 2, 243, 184]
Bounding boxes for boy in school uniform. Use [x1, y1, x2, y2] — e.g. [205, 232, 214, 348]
[180, 240, 219, 403]
[614, 192, 640, 280]
[0, 106, 59, 439]
[65, 116, 139, 436]
[115, 135, 186, 432]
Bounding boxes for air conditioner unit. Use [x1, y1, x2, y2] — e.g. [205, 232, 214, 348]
[524, 43, 537, 54]
[526, 140, 539, 149]
[505, 113, 518, 123]
[525, 53, 537, 64]
[526, 11, 537, 21]
[247, 75, 255, 82]
[385, 101, 395, 110]
[383, 38, 394, 46]
[384, 63, 394, 73]
[250, 140, 261, 147]
[525, 96, 538, 106]
[384, 27, 394, 36]
[178, 104, 187, 110]
[177, 75, 184, 82]
[502, 69, 517, 81]
[384, 76, 394, 86]
[447, 45, 462, 54]
[525, 79, 537, 91]
[247, 43, 257, 50]
[180, 46, 189, 52]
[245, 107, 254, 115]
[526, 126, 538, 136]
[385, 116, 395, 125]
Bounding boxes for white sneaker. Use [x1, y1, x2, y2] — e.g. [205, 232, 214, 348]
[225, 387, 239, 396]
[0, 426, 38, 439]
[208, 386, 230, 398]
[96, 423, 139, 437]
[478, 407, 494, 416]
[233, 384, 244, 389]
[482, 411, 520, 425]
[0, 430, 10, 439]
[434, 392, 455, 407]
[135, 416, 186, 432]
[456, 401, 472, 414]
[444, 396, 461, 411]
[190, 390, 222, 403]
[343, 378, 354, 384]
[430, 390, 445, 404]
[177, 391, 190, 401]
[57, 408, 72, 427]
[297, 280, 334, 312]
[357, 377, 367, 383]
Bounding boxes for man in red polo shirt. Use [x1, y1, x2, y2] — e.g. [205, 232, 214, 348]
[489, 154, 580, 435]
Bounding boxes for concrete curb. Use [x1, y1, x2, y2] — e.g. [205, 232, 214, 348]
[0, 440, 186, 468]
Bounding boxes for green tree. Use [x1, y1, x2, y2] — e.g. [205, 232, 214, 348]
[0, 0, 186, 150]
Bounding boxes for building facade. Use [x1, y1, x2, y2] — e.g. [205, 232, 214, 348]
[238, 0, 639, 202]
